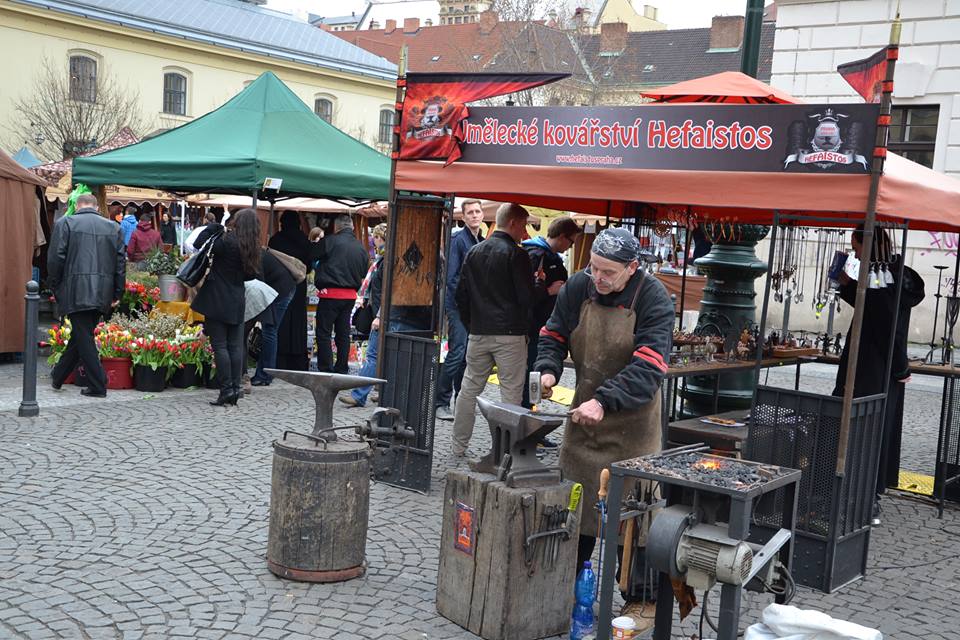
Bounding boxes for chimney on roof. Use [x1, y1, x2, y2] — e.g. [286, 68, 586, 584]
[385, 19, 397, 33]
[600, 22, 628, 54]
[710, 15, 745, 50]
[370, 19, 380, 30]
[479, 9, 497, 35]
[425, 18, 433, 26]
[403, 17, 420, 32]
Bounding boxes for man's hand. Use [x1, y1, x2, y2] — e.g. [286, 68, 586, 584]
[899, 375, 912, 384]
[372, 317, 380, 331]
[571, 399, 604, 426]
[547, 280, 564, 296]
[540, 372, 556, 399]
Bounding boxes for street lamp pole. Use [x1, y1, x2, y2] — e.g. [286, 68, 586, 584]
[740, 0, 765, 78]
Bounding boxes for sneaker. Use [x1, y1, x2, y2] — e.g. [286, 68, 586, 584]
[537, 436, 559, 449]
[619, 601, 656, 634]
[339, 394, 362, 408]
[435, 405, 454, 421]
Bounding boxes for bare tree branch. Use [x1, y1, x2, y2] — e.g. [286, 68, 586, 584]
[8, 56, 152, 161]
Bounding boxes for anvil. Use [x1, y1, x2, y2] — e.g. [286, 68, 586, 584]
[472, 398, 566, 487]
[265, 369, 386, 439]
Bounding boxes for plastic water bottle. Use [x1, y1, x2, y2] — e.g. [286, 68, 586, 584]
[570, 560, 596, 640]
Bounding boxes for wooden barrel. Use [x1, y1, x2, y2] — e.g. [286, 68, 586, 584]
[266, 432, 371, 582]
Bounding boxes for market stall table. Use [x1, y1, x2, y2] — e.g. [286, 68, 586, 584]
[667, 409, 750, 456]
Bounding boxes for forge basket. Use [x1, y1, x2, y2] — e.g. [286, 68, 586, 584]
[746, 386, 885, 593]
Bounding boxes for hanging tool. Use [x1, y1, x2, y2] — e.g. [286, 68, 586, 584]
[794, 229, 806, 303]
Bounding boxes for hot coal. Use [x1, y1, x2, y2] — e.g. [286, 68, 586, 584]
[619, 452, 787, 492]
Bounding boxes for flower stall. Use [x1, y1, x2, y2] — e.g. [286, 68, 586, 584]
[45, 312, 214, 392]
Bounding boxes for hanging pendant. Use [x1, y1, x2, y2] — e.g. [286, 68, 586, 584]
[884, 264, 895, 285]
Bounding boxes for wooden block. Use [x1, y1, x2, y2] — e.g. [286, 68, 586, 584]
[437, 470, 582, 640]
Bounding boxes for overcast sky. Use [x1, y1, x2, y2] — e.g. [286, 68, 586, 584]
[265, 1, 765, 30]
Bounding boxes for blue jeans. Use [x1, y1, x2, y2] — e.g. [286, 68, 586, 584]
[352, 320, 420, 405]
[435, 308, 468, 408]
[351, 328, 380, 406]
[252, 290, 294, 384]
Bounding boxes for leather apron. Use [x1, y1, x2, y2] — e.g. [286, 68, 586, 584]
[559, 282, 663, 537]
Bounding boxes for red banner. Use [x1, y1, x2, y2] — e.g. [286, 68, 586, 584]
[837, 46, 897, 104]
[398, 72, 568, 163]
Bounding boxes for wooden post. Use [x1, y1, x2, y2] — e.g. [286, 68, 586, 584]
[94, 184, 108, 218]
[836, 22, 900, 475]
[377, 45, 408, 376]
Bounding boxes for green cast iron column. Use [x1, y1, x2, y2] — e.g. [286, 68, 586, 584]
[683, 224, 769, 412]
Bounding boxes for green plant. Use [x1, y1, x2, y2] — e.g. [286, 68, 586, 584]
[145, 247, 181, 276]
[129, 337, 176, 371]
[126, 270, 159, 290]
[172, 334, 214, 377]
[113, 312, 185, 341]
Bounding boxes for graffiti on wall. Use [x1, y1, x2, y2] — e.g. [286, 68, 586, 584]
[921, 232, 960, 257]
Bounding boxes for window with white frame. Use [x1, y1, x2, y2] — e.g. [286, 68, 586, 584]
[69, 55, 97, 102]
[315, 98, 333, 123]
[163, 72, 187, 115]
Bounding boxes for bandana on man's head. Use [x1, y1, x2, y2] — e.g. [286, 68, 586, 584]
[591, 227, 640, 264]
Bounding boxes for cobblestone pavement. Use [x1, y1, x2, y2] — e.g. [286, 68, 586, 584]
[1, 362, 958, 639]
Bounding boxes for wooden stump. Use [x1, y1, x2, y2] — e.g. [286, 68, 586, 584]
[267, 435, 370, 582]
[437, 470, 582, 640]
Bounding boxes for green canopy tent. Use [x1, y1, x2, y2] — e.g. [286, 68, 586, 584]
[72, 71, 390, 202]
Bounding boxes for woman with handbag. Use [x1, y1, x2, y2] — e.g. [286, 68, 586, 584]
[340, 223, 387, 408]
[192, 208, 261, 406]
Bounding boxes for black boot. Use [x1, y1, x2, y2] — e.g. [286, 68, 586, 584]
[210, 388, 234, 406]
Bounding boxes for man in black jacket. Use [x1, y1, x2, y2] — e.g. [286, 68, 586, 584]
[535, 227, 673, 630]
[48, 194, 126, 397]
[313, 214, 369, 373]
[451, 203, 534, 456]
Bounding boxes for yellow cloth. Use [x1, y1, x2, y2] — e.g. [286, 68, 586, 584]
[153, 301, 204, 324]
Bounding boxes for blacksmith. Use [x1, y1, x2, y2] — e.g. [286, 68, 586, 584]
[535, 227, 673, 630]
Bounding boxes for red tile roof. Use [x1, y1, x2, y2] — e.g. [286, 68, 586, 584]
[332, 20, 587, 79]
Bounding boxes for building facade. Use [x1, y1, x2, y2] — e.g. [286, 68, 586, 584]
[1, 0, 397, 160]
[439, 0, 491, 25]
[766, 0, 960, 340]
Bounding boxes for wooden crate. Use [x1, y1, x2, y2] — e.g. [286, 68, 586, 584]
[437, 471, 581, 640]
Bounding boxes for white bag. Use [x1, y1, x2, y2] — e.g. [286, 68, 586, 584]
[244, 279, 278, 322]
[744, 604, 881, 640]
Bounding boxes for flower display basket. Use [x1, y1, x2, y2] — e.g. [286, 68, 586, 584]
[133, 365, 167, 392]
[101, 357, 134, 390]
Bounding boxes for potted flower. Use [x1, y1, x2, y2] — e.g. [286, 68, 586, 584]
[146, 247, 185, 303]
[119, 282, 161, 315]
[95, 323, 134, 390]
[170, 328, 214, 388]
[129, 337, 176, 392]
[46, 320, 85, 385]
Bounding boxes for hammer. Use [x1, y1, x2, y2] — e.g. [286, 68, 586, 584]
[528, 371, 571, 418]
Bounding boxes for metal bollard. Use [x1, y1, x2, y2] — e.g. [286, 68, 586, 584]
[19, 281, 40, 418]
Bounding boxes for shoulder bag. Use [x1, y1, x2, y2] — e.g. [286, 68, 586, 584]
[244, 279, 279, 322]
[267, 248, 307, 283]
[177, 230, 222, 287]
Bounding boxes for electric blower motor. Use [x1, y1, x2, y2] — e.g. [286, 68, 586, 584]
[647, 505, 754, 591]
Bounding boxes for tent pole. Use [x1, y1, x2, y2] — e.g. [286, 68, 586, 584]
[377, 45, 408, 378]
[252, 189, 258, 210]
[753, 211, 779, 390]
[678, 208, 692, 330]
[269, 200, 276, 237]
[836, 24, 900, 476]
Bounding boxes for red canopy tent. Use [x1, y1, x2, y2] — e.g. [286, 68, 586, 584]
[640, 71, 800, 104]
